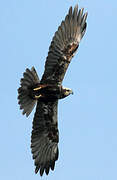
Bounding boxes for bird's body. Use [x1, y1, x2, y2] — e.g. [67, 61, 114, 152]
[18, 5, 87, 176]
[30, 84, 73, 101]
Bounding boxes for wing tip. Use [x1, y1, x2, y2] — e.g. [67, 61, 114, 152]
[68, 4, 88, 20]
[68, 6, 72, 15]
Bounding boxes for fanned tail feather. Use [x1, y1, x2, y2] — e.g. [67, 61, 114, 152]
[18, 67, 40, 117]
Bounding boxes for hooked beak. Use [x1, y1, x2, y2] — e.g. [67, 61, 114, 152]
[70, 90, 74, 95]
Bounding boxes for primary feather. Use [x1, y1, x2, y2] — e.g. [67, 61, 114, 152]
[31, 100, 59, 176]
[41, 5, 87, 85]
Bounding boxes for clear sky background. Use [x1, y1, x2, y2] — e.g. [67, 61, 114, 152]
[0, 0, 117, 179]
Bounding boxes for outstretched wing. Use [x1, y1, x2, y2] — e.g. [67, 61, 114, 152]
[31, 100, 59, 176]
[41, 5, 88, 85]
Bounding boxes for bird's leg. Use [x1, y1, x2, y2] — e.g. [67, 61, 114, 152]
[33, 84, 49, 91]
[33, 87, 42, 91]
[32, 84, 48, 99]
[35, 94, 43, 99]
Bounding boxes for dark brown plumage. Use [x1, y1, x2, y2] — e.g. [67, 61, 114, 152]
[18, 5, 87, 176]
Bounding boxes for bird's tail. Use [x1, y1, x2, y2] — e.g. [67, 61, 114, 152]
[18, 67, 40, 117]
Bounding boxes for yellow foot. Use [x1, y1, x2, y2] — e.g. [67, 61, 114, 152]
[33, 87, 42, 91]
[35, 94, 42, 99]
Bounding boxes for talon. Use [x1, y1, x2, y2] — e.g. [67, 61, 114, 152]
[33, 87, 41, 91]
[35, 94, 42, 99]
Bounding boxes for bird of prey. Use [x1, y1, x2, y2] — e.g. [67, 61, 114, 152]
[18, 4, 87, 176]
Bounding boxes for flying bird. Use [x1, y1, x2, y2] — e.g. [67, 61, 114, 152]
[18, 4, 87, 176]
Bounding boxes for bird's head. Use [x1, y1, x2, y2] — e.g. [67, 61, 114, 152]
[60, 87, 73, 99]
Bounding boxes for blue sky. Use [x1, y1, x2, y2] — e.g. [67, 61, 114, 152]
[0, 0, 117, 179]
